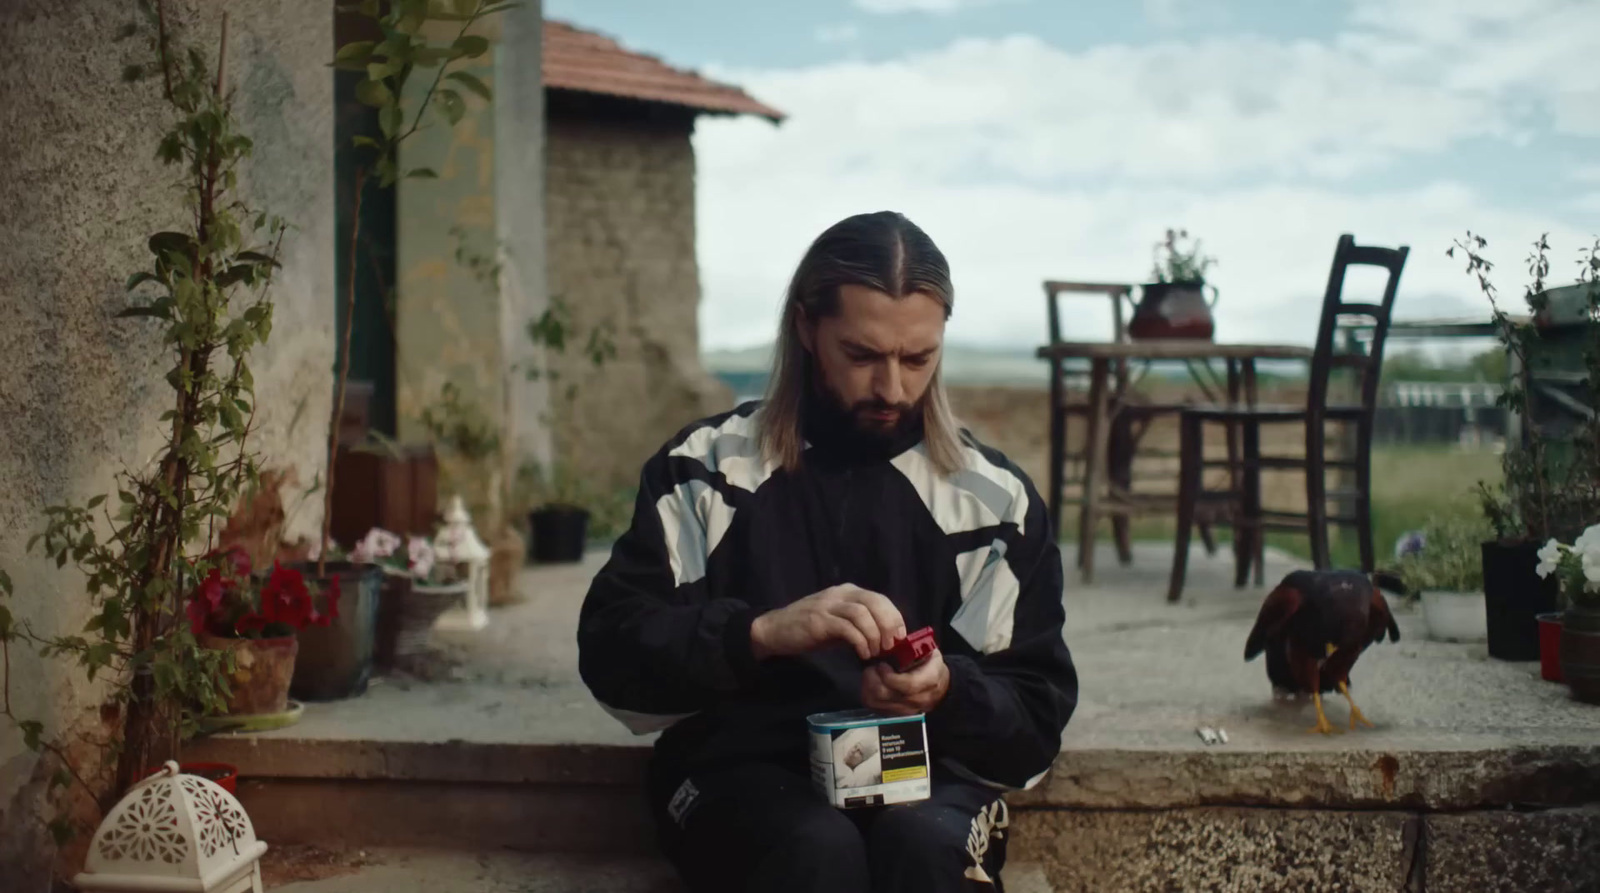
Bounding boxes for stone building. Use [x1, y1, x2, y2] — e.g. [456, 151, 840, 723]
[540, 21, 783, 499]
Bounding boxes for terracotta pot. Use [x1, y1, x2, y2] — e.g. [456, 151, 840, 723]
[1537, 612, 1565, 683]
[1560, 606, 1600, 704]
[199, 634, 297, 716]
[489, 528, 524, 606]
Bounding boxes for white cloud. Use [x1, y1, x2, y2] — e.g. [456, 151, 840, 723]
[854, 0, 1013, 14]
[815, 23, 862, 44]
[693, 5, 1600, 350]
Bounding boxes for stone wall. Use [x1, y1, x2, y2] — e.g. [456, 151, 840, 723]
[544, 95, 733, 499]
[0, 1, 335, 884]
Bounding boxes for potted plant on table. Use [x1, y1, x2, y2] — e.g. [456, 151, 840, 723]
[1452, 233, 1600, 661]
[1395, 515, 1490, 643]
[1535, 526, 1600, 702]
[1129, 228, 1219, 341]
[350, 528, 466, 669]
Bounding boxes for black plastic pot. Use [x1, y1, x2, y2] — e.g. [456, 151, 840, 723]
[528, 506, 589, 564]
[1481, 540, 1561, 661]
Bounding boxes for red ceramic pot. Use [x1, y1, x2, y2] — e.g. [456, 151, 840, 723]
[1538, 612, 1564, 683]
[143, 762, 239, 795]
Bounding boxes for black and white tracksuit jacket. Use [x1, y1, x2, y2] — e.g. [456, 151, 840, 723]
[576, 400, 1078, 794]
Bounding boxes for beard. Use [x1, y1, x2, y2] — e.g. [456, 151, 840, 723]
[807, 366, 926, 451]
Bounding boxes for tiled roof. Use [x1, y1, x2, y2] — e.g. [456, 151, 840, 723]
[543, 19, 785, 123]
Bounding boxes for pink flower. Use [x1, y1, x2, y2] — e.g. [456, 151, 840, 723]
[407, 537, 436, 580]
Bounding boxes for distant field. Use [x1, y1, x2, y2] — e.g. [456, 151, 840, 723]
[946, 384, 1502, 570]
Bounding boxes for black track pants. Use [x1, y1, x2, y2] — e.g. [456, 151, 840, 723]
[649, 761, 1011, 893]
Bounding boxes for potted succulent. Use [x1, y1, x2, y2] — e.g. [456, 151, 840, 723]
[1395, 515, 1490, 643]
[1129, 228, 1219, 340]
[185, 547, 339, 722]
[1535, 525, 1600, 702]
[351, 528, 467, 668]
[1453, 233, 1599, 660]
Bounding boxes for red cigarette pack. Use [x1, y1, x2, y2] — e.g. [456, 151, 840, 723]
[884, 626, 938, 673]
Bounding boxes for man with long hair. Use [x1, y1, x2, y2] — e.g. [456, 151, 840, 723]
[578, 211, 1077, 891]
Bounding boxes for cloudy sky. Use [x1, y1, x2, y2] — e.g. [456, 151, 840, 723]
[544, 0, 1600, 351]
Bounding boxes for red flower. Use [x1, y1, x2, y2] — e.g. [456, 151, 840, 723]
[259, 562, 313, 630]
[186, 568, 228, 637]
[234, 611, 270, 635]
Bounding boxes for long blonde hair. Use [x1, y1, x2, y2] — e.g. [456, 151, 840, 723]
[756, 211, 967, 477]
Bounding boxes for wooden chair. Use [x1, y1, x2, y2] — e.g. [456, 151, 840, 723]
[1166, 234, 1409, 602]
[1043, 281, 1214, 563]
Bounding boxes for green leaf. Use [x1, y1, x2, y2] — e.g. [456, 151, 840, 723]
[335, 40, 375, 64]
[48, 817, 73, 846]
[355, 78, 393, 108]
[437, 88, 466, 125]
[49, 768, 72, 793]
[19, 720, 43, 752]
[86, 495, 106, 509]
[148, 231, 193, 258]
[352, 135, 382, 151]
[125, 271, 158, 291]
[452, 35, 490, 58]
[406, 167, 439, 179]
[115, 305, 168, 320]
[0, 605, 12, 638]
[26, 534, 40, 553]
[446, 70, 491, 101]
[216, 264, 257, 289]
[0, 569, 10, 596]
[380, 103, 404, 139]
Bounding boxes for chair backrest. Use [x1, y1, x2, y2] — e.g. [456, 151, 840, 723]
[1043, 281, 1134, 347]
[1306, 235, 1409, 421]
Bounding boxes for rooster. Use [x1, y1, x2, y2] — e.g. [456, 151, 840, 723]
[1244, 570, 1401, 734]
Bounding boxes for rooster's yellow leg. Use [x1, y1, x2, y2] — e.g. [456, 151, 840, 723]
[1338, 681, 1375, 729]
[1307, 691, 1342, 735]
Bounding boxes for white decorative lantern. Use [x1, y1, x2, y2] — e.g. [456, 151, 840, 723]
[433, 494, 492, 632]
[75, 760, 266, 892]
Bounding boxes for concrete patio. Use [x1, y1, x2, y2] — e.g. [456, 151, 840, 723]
[191, 541, 1600, 891]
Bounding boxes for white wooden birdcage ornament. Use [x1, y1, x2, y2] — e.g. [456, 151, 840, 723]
[433, 494, 492, 632]
[74, 760, 266, 892]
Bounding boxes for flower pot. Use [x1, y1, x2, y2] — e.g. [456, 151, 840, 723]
[1560, 606, 1600, 704]
[145, 762, 239, 796]
[1421, 590, 1489, 643]
[198, 634, 298, 716]
[1481, 540, 1561, 661]
[528, 506, 589, 564]
[1128, 281, 1217, 341]
[1537, 612, 1565, 683]
[489, 528, 524, 606]
[373, 570, 409, 670]
[391, 580, 469, 659]
[288, 561, 381, 702]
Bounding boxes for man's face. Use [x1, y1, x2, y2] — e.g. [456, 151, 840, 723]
[800, 284, 946, 440]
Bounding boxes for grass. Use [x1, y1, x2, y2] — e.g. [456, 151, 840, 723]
[1059, 445, 1503, 571]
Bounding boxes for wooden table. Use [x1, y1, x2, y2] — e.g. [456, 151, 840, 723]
[1036, 340, 1314, 583]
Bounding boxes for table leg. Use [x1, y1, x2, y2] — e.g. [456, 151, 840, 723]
[1244, 359, 1264, 585]
[1078, 358, 1110, 584]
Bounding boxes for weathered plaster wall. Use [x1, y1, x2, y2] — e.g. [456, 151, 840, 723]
[0, 0, 334, 883]
[545, 100, 734, 495]
[396, 6, 549, 530]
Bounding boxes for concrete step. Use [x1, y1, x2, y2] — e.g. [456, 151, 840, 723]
[262, 847, 680, 892]
[190, 735, 1600, 892]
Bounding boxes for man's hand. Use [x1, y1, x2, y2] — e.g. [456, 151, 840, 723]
[861, 649, 950, 716]
[749, 584, 905, 661]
